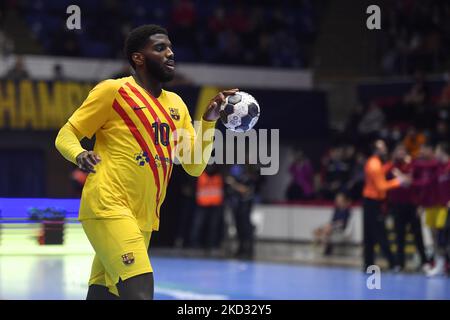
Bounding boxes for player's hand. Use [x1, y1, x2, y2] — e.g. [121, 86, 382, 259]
[76, 151, 101, 173]
[203, 88, 239, 121]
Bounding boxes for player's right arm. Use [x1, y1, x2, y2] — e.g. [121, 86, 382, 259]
[55, 79, 115, 173]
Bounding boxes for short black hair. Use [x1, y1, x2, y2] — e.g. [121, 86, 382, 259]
[124, 24, 168, 69]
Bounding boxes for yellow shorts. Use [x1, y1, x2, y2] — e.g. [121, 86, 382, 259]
[81, 215, 153, 296]
[425, 206, 448, 229]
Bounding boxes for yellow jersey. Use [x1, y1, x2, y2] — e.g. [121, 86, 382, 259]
[68, 76, 216, 231]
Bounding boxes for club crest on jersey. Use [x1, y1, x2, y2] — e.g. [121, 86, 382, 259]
[122, 252, 135, 265]
[169, 108, 180, 120]
[135, 151, 150, 166]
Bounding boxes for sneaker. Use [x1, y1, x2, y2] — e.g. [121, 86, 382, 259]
[426, 257, 446, 277]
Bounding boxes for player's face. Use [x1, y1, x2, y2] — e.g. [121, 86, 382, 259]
[142, 34, 175, 82]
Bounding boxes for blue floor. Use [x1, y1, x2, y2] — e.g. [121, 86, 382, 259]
[1, 255, 450, 300]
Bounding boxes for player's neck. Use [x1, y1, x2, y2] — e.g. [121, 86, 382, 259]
[132, 73, 162, 98]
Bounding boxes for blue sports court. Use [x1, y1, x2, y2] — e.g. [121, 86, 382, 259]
[1, 255, 450, 300]
[1, 198, 450, 300]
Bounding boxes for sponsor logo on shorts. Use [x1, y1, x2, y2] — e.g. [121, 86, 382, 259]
[122, 252, 135, 265]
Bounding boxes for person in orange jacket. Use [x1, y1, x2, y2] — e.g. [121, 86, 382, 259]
[190, 164, 224, 253]
[362, 139, 411, 271]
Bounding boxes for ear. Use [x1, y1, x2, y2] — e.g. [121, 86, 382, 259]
[132, 52, 144, 67]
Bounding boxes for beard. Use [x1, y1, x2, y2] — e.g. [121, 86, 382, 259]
[144, 56, 174, 83]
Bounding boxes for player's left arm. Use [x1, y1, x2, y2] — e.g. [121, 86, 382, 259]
[178, 89, 238, 177]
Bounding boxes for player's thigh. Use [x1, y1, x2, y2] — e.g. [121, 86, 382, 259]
[81, 217, 153, 285]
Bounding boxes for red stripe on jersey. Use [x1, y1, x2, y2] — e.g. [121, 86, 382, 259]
[112, 100, 161, 219]
[118, 87, 168, 186]
[125, 82, 176, 180]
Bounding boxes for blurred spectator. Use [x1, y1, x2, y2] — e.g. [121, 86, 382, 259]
[53, 64, 65, 81]
[208, 6, 227, 34]
[71, 168, 87, 197]
[51, 31, 82, 57]
[253, 33, 271, 66]
[286, 149, 314, 200]
[382, 1, 449, 75]
[410, 143, 439, 274]
[435, 143, 450, 274]
[420, 143, 450, 277]
[436, 73, 450, 126]
[430, 120, 449, 147]
[357, 101, 385, 142]
[190, 165, 224, 253]
[5, 56, 29, 80]
[438, 72, 450, 108]
[228, 4, 251, 34]
[6, 1, 317, 69]
[402, 71, 431, 127]
[217, 29, 242, 65]
[403, 126, 426, 159]
[174, 174, 196, 249]
[387, 144, 429, 272]
[0, 30, 14, 57]
[320, 147, 350, 200]
[345, 151, 366, 201]
[226, 164, 259, 259]
[170, 0, 197, 50]
[379, 126, 403, 151]
[343, 105, 364, 146]
[313, 192, 351, 256]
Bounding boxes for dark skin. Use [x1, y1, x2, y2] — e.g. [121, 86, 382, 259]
[77, 33, 239, 173]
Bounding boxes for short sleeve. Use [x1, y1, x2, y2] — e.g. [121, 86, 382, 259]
[68, 80, 116, 139]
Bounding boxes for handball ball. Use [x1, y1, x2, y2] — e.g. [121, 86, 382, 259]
[219, 91, 260, 132]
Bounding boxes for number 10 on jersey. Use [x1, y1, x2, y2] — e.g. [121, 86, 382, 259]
[151, 122, 170, 146]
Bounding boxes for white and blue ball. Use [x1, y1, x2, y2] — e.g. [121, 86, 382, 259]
[219, 91, 260, 132]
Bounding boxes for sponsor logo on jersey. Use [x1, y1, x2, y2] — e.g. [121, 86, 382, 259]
[154, 154, 171, 167]
[135, 151, 150, 166]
